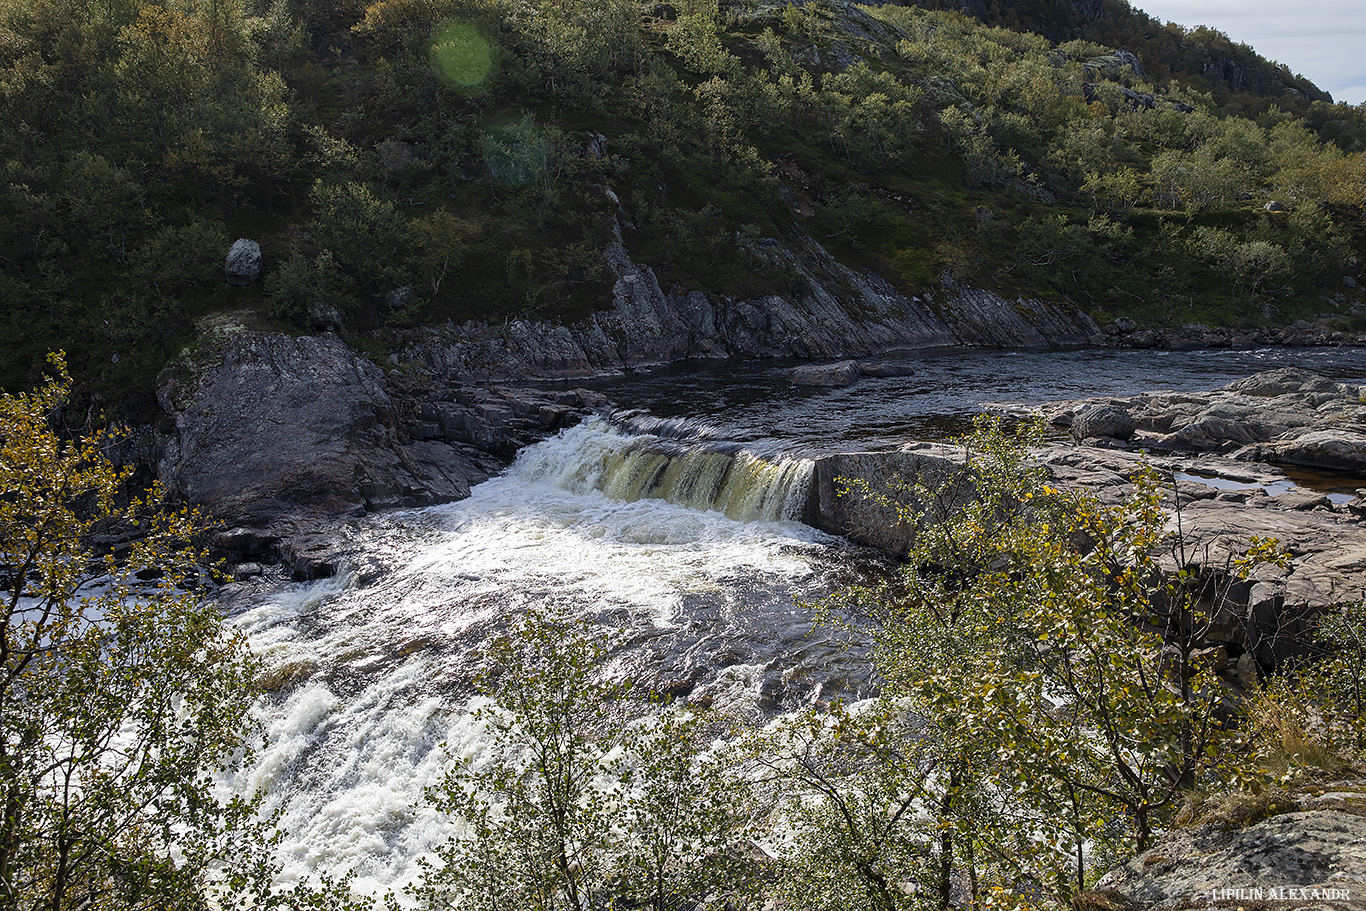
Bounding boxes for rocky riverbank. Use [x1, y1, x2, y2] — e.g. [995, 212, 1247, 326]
[155, 325, 607, 578]
[391, 234, 1105, 381]
[808, 367, 1366, 675]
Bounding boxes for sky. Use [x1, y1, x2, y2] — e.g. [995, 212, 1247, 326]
[1131, 0, 1366, 106]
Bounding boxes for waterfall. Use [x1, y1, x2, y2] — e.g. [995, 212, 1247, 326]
[509, 417, 814, 524]
[221, 417, 864, 899]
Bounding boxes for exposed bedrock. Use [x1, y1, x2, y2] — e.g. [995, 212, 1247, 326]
[155, 328, 604, 578]
[1093, 782, 1366, 910]
[395, 235, 1104, 380]
[1044, 366, 1366, 473]
[809, 435, 1366, 672]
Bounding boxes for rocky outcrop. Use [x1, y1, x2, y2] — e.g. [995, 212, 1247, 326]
[157, 327, 603, 577]
[1038, 445, 1366, 670]
[808, 446, 970, 555]
[804, 426, 1366, 669]
[1043, 367, 1366, 474]
[396, 234, 1103, 381]
[1093, 782, 1366, 909]
[225, 238, 262, 287]
[787, 358, 918, 387]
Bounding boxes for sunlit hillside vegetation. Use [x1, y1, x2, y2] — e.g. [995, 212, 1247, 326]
[2, 0, 1364, 409]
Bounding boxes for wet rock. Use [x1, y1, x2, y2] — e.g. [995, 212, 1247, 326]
[788, 360, 861, 387]
[231, 562, 263, 581]
[282, 534, 343, 581]
[208, 526, 279, 558]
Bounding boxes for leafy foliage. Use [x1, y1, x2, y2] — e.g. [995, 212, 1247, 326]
[816, 418, 1288, 902]
[420, 609, 754, 911]
[0, 355, 362, 911]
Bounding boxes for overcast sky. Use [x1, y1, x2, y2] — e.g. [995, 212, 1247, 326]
[1131, 0, 1366, 106]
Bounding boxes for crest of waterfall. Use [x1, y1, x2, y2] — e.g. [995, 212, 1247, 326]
[510, 417, 814, 524]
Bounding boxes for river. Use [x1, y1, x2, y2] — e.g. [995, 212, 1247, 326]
[219, 345, 1366, 896]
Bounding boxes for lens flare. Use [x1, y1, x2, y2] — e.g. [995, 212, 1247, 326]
[429, 21, 492, 89]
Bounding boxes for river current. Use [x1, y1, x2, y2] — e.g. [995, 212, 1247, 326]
[221, 345, 1366, 896]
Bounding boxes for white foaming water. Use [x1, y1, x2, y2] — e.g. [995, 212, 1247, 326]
[223, 419, 871, 899]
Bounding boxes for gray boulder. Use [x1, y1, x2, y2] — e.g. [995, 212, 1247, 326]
[787, 359, 916, 387]
[1072, 404, 1136, 441]
[809, 445, 970, 556]
[225, 238, 262, 287]
[307, 301, 344, 333]
[789, 360, 862, 387]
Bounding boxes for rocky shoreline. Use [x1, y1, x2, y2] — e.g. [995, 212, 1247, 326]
[154, 329, 608, 579]
[1098, 317, 1366, 352]
[148, 334, 1366, 907]
[152, 322, 1366, 693]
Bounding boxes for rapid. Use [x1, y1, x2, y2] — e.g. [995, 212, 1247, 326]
[218, 345, 1366, 895]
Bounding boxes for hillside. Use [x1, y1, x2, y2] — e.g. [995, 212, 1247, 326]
[1, 0, 1364, 412]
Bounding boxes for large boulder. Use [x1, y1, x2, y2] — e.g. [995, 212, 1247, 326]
[157, 331, 482, 533]
[788, 360, 862, 387]
[809, 445, 970, 556]
[225, 238, 262, 287]
[1072, 404, 1136, 441]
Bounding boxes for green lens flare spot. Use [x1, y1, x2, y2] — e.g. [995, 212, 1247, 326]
[430, 21, 492, 89]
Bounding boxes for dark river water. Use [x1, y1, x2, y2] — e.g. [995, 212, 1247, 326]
[579, 345, 1366, 453]
[223, 345, 1366, 898]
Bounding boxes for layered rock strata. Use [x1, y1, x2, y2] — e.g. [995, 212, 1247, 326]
[395, 236, 1104, 380]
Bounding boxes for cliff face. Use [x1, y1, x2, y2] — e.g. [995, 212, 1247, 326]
[397, 233, 1103, 380]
